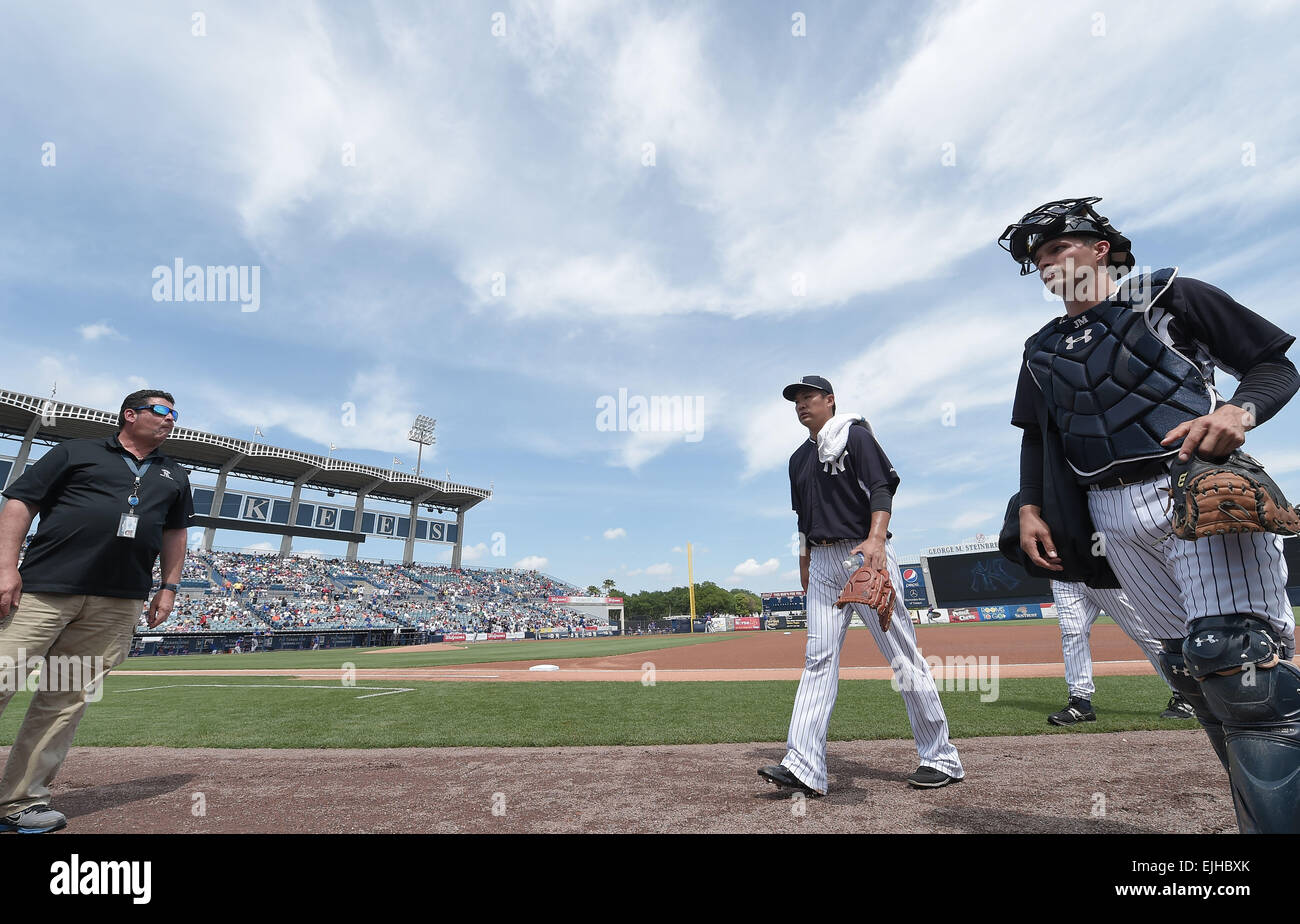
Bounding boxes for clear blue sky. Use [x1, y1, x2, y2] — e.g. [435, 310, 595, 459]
[2, 0, 1298, 592]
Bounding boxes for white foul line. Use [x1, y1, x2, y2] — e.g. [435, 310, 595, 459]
[112, 683, 415, 700]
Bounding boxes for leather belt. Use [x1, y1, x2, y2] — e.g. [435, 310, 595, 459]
[809, 539, 851, 546]
[1086, 458, 1170, 491]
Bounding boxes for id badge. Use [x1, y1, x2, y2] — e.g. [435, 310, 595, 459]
[117, 514, 139, 538]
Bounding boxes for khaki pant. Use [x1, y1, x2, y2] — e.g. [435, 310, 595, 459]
[0, 592, 142, 815]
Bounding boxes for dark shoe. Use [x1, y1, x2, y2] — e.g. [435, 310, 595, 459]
[758, 764, 820, 796]
[1048, 697, 1096, 727]
[0, 804, 67, 834]
[907, 766, 961, 789]
[1160, 693, 1195, 719]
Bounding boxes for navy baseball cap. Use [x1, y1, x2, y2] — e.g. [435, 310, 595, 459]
[782, 375, 833, 401]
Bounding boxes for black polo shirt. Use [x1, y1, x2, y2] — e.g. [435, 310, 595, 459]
[790, 422, 899, 543]
[3, 434, 194, 599]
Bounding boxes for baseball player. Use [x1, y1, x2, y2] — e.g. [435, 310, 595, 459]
[1001, 197, 1300, 832]
[1047, 579, 1192, 726]
[758, 375, 964, 795]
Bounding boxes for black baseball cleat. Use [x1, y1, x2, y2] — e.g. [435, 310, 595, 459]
[1048, 697, 1096, 726]
[758, 764, 820, 796]
[1160, 693, 1195, 719]
[907, 766, 961, 789]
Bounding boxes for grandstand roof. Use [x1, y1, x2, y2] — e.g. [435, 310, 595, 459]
[0, 389, 490, 510]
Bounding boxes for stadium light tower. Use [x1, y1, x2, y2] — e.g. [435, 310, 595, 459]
[407, 415, 436, 477]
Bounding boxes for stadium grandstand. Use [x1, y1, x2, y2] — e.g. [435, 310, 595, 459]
[2, 388, 603, 654]
[0, 388, 487, 566]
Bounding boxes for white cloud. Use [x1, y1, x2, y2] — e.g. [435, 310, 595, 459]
[891, 486, 973, 513]
[625, 564, 674, 580]
[736, 304, 1028, 477]
[490, 1, 1300, 323]
[0, 351, 150, 415]
[1256, 449, 1300, 475]
[460, 542, 489, 562]
[731, 557, 780, 578]
[192, 363, 423, 455]
[608, 428, 688, 470]
[950, 510, 995, 532]
[603, 527, 626, 540]
[515, 555, 549, 570]
[78, 321, 121, 342]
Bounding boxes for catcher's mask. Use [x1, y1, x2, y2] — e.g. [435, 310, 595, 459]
[998, 196, 1134, 277]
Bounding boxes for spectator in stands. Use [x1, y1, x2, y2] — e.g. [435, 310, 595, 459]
[0, 388, 193, 834]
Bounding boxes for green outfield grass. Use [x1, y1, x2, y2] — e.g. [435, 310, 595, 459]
[123, 632, 739, 671]
[0, 674, 1189, 748]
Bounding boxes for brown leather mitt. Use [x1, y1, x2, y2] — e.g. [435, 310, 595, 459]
[835, 566, 896, 631]
[1170, 450, 1300, 540]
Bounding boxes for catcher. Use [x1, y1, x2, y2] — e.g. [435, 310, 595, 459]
[1002, 197, 1300, 833]
[758, 375, 964, 796]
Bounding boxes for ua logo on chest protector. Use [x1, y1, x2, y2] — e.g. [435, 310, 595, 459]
[1025, 268, 1213, 478]
[1065, 329, 1092, 350]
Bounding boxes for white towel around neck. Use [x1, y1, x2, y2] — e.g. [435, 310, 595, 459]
[816, 413, 869, 463]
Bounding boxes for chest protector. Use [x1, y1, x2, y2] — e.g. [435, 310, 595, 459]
[1025, 267, 1214, 479]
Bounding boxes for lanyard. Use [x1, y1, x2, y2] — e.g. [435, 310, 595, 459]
[122, 454, 153, 511]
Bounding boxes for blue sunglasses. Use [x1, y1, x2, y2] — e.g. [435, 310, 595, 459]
[133, 404, 179, 421]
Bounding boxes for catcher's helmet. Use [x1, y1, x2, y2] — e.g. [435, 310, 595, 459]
[998, 196, 1134, 276]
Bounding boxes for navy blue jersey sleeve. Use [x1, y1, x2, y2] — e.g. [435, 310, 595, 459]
[1011, 359, 1040, 429]
[0, 443, 70, 508]
[1168, 277, 1296, 376]
[789, 454, 799, 513]
[164, 467, 195, 530]
[847, 423, 899, 507]
[1019, 427, 1044, 507]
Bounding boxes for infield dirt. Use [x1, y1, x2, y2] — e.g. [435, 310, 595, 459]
[25, 729, 1232, 833]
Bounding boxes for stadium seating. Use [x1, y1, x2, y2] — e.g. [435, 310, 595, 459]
[122, 551, 591, 635]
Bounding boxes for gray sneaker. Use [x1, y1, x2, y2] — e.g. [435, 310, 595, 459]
[0, 804, 67, 834]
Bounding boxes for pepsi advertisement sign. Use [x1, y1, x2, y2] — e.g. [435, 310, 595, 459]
[899, 563, 928, 608]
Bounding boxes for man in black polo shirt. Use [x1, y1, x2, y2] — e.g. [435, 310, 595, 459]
[0, 389, 192, 833]
[758, 376, 963, 796]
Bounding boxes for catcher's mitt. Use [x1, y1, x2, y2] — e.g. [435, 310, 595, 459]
[1169, 450, 1300, 541]
[835, 565, 895, 631]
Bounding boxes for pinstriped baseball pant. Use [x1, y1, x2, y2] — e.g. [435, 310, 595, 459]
[1051, 580, 1173, 701]
[781, 539, 963, 794]
[1087, 476, 1294, 652]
